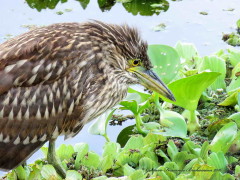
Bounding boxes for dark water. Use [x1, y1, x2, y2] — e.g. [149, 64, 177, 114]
[0, 0, 240, 174]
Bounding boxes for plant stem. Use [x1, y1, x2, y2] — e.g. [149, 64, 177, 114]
[135, 113, 147, 135]
[153, 93, 164, 114]
[188, 110, 200, 134]
[103, 133, 110, 142]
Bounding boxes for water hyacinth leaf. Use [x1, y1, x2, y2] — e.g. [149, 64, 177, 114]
[41, 165, 59, 180]
[200, 141, 210, 161]
[148, 44, 180, 84]
[92, 176, 108, 180]
[139, 157, 156, 171]
[66, 170, 82, 180]
[129, 169, 145, 180]
[235, 165, 240, 177]
[175, 42, 198, 64]
[119, 100, 138, 114]
[211, 172, 235, 180]
[218, 90, 240, 106]
[123, 164, 135, 176]
[28, 165, 41, 180]
[164, 162, 179, 172]
[41, 146, 48, 158]
[14, 166, 27, 180]
[123, 135, 144, 151]
[88, 109, 116, 137]
[183, 158, 198, 171]
[207, 152, 228, 172]
[192, 164, 215, 180]
[161, 72, 220, 111]
[117, 125, 135, 147]
[173, 151, 193, 169]
[156, 166, 174, 179]
[142, 122, 160, 132]
[100, 155, 114, 173]
[167, 140, 178, 160]
[210, 122, 237, 153]
[197, 56, 226, 90]
[81, 151, 101, 169]
[159, 110, 187, 138]
[103, 142, 120, 158]
[143, 133, 166, 145]
[228, 112, 240, 128]
[126, 87, 151, 103]
[74, 143, 89, 169]
[6, 171, 17, 180]
[227, 48, 240, 66]
[56, 144, 74, 161]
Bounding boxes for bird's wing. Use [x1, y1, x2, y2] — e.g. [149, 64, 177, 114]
[0, 24, 85, 95]
[0, 24, 87, 170]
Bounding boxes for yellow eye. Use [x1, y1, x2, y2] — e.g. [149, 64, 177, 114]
[132, 59, 140, 66]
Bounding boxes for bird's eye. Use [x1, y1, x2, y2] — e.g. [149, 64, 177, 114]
[132, 59, 140, 66]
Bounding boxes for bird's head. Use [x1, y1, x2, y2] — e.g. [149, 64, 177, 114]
[85, 21, 175, 101]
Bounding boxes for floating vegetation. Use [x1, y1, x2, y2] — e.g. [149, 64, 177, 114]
[3, 42, 240, 179]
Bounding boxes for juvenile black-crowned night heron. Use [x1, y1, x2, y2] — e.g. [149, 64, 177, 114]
[0, 21, 174, 176]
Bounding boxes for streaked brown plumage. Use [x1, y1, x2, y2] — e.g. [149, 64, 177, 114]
[0, 21, 174, 172]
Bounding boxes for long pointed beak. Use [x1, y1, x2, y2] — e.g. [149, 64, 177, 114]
[128, 67, 175, 101]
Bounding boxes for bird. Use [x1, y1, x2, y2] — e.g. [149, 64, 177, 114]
[0, 21, 175, 177]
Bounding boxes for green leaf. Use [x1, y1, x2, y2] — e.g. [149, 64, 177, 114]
[66, 170, 82, 180]
[148, 44, 181, 84]
[103, 142, 120, 158]
[81, 152, 101, 169]
[173, 151, 194, 169]
[120, 100, 138, 114]
[197, 56, 226, 90]
[56, 144, 74, 161]
[129, 169, 145, 180]
[167, 140, 178, 160]
[77, 0, 90, 9]
[74, 143, 89, 169]
[122, 0, 169, 16]
[161, 72, 220, 111]
[143, 133, 166, 145]
[139, 157, 156, 171]
[218, 90, 240, 106]
[210, 122, 237, 153]
[92, 176, 108, 180]
[41, 165, 59, 180]
[126, 87, 151, 103]
[117, 125, 135, 147]
[6, 171, 17, 180]
[183, 158, 199, 171]
[227, 48, 240, 66]
[100, 155, 114, 173]
[228, 112, 240, 128]
[235, 165, 240, 177]
[28, 165, 41, 180]
[192, 164, 215, 180]
[123, 164, 135, 176]
[14, 166, 27, 180]
[123, 135, 144, 151]
[175, 42, 198, 63]
[88, 109, 116, 138]
[159, 110, 187, 138]
[200, 141, 210, 161]
[207, 152, 228, 172]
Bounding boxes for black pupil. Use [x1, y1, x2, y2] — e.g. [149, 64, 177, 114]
[134, 60, 139, 65]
